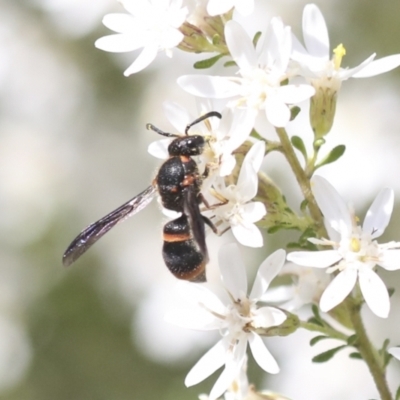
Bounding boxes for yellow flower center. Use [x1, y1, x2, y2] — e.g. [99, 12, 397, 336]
[350, 237, 361, 252]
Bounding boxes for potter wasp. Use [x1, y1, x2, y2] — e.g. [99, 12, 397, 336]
[63, 111, 222, 282]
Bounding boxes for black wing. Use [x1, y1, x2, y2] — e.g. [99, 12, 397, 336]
[63, 185, 157, 267]
[183, 187, 208, 262]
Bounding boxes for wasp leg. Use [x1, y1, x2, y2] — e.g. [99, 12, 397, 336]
[199, 192, 228, 210]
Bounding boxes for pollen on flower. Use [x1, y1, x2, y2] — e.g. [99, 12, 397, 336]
[333, 44, 346, 70]
[350, 237, 361, 252]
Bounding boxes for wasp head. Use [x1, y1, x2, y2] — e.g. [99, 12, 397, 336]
[168, 135, 207, 156]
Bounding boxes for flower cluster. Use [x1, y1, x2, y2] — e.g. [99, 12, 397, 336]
[94, 1, 400, 399]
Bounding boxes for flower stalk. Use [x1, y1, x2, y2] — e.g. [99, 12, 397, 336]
[345, 298, 393, 400]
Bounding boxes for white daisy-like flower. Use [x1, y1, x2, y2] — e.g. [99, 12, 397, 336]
[178, 19, 315, 129]
[210, 141, 266, 247]
[148, 101, 253, 183]
[95, 0, 188, 75]
[206, 0, 254, 17]
[287, 175, 400, 318]
[389, 347, 400, 361]
[292, 3, 400, 91]
[166, 243, 287, 400]
[262, 263, 330, 311]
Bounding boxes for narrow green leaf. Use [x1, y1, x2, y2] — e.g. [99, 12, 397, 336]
[388, 287, 395, 297]
[347, 334, 358, 345]
[310, 335, 329, 346]
[290, 106, 301, 121]
[349, 352, 362, 360]
[311, 304, 321, 320]
[291, 135, 307, 160]
[316, 145, 346, 169]
[307, 317, 324, 327]
[253, 31, 262, 47]
[223, 60, 237, 68]
[312, 345, 347, 363]
[194, 54, 224, 69]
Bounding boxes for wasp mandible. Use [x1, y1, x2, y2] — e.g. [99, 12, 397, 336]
[62, 111, 222, 282]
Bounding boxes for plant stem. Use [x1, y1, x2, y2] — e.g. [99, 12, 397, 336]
[276, 126, 393, 400]
[275, 127, 327, 238]
[346, 299, 393, 400]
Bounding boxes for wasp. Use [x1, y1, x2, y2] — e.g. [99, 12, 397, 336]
[62, 111, 222, 282]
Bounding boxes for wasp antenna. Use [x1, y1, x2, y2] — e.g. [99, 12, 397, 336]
[185, 111, 222, 135]
[146, 123, 179, 138]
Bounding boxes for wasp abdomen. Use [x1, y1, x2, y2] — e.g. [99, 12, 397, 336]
[162, 215, 206, 282]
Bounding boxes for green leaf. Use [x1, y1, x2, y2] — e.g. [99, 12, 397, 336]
[311, 304, 321, 320]
[315, 145, 346, 169]
[223, 60, 237, 68]
[349, 352, 362, 359]
[312, 345, 347, 363]
[194, 54, 225, 69]
[253, 31, 262, 47]
[347, 334, 358, 345]
[291, 135, 307, 160]
[290, 106, 301, 121]
[307, 317, 324, 327]
[310, 335, 329, 346]
[388, 287, 395, 297]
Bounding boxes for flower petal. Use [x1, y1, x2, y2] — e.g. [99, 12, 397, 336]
[165, 282, 226, 330]
[218, 243, 247, 297]
[95, 33, 143, 53]
[207, 0, 234, 16]
[124, 44, 158, 75]
[241, 140, 265, 174]
[231, 222, 263, 248]
[302, 4, 330, 59]
[319, 269, 357, 312]
[178, 75, 240, 98]
[379, 249, 400, 271]
[148, 138, 170, 159]
[185, 339, 227, 386]
[162, 101, 191, 132]
[248, 332, 279, 374]
[358, 268, 390, 318]
[265, 97, 291, 128]
[102, 13, 136, 33]
[208, 338, 247, 400]
[287, 249, 342, 268]
[252, 306, 286, 328]
[240, 202, 266, 224]
[311, 175, 352, 237]
[363, 188, 394, 239]
[250, 249, 286, 299]
[276, 84, 315, 104]
[225, 21, 258, 71]
[389, 347, 400, 360]
[352, 54, 400, 78]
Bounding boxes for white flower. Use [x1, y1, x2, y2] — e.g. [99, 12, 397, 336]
[210, 141, 266, 247]
[206, 0, 254, 17]
[178, 19, 315, 129]
[389, 347, 400, 361]
[95, 0, 188, 75]
[262, 263, 330, 311]
[291, 4, 400, 92]
[287, 176, 400, 318]
[166, 243, 287, 400]
[148, 101, 253, 184]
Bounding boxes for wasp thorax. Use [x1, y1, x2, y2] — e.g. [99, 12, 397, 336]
[168, 135, 206, 156]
